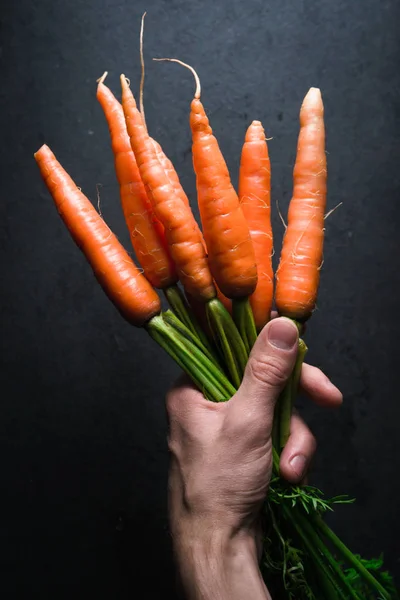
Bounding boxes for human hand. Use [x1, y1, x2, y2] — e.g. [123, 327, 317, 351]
[166, 317, 342, 600]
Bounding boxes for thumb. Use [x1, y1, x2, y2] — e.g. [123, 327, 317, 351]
[233, 318, 299, 418]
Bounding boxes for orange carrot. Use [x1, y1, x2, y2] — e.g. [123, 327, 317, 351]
[34, 144, 161, 326]
[120, 74, 216, 302]
[275, 88, 327, 321]
[239, 120, 273, 331]
[96, 73, 177, 290]
[155, 60, 257, 300]
[151, 137, 211, 252]
[151, 138, 190, 207]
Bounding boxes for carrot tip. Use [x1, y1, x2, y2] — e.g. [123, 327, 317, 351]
[96, 71, 108, 85]
[34, 144, 49, 159]
[120, 74, 131, 89]
[304, 87, 322, 103]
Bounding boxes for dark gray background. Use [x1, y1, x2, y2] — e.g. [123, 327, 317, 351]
[1, 0, 399, 597]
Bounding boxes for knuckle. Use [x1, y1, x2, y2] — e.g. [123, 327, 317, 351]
[248, 354, 289, 389]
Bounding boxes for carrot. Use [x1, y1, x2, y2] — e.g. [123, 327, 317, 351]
[34, 144, 161, 326]
[150, 138, 189, 206]
[153, 59, 257, 356]
[96, 73, 177, 290]
[239, 120, 273, 331]
[35, 144, 230, 397]
[154, 59, 257, 300]
[120, 74, 216, 303]
[275, 88, 327, 322]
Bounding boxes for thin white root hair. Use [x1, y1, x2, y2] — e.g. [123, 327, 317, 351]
[276, 198, 287, 230]
[139, 12, 147, 132]
[324, 202, 343, 220]
[153, 57, 201, 99]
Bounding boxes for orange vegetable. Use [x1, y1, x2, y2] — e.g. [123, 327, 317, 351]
[275, 88, 327, 321]
[239, 120, 273, 330]
[151, 138, 190, 208]
[120, 74, 216, 302]
[34, 144, 161, 326]
[96, 74, 177, 289]
[162, 60, 257, 299]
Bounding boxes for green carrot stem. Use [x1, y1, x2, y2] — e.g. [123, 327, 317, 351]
[162, 309, 221, 367]
[146, 316, 234, 401]
[147, 326, 206, 394]
[232, 297, 257, 352]
[313, 515, 392, 600]
[298, 512, 361, 600]
[279, 338, 307, 449]
[282, 506, 343, 600]
[164, 284, 212, 351]
[272, 447, 280, 473]
[292, 338, 308, 396]
[206, 298, 248, 389]
[232, 298, 250, 353]
[278, 380, 294, 451]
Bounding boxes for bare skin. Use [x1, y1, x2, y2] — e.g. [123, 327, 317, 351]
[166, 317, 342, 599]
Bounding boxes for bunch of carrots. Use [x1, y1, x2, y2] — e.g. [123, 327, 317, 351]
[34, 16, 397, 600]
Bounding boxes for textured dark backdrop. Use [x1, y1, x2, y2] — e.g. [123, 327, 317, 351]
[1, 0, 399, 598]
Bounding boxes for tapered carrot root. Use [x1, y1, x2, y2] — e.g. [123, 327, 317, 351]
[35, 144, 161, 326]
[275, 88, 326, 452]
[120, 74, 216, 303]
[96, 75, 177, 290]
[187, 67, 257, 299]
[275, 88, 327, 321]
[154, 59, 257, 299]
[239, 120, 273, 331]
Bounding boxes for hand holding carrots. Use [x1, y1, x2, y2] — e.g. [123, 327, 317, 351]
[167, 317, 342, 600]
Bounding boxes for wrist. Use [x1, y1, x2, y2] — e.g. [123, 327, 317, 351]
[172, 522, 270, 600]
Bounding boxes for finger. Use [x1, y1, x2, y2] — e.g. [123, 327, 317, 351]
[300, 363, 343, 407]
[279, 411, 317, 484]
[270, 311, 306, 337]
[232, 318, 298, 420]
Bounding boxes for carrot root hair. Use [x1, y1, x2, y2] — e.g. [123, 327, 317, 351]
[139, 11, 147, 131]
[153, 57, 201, 98]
